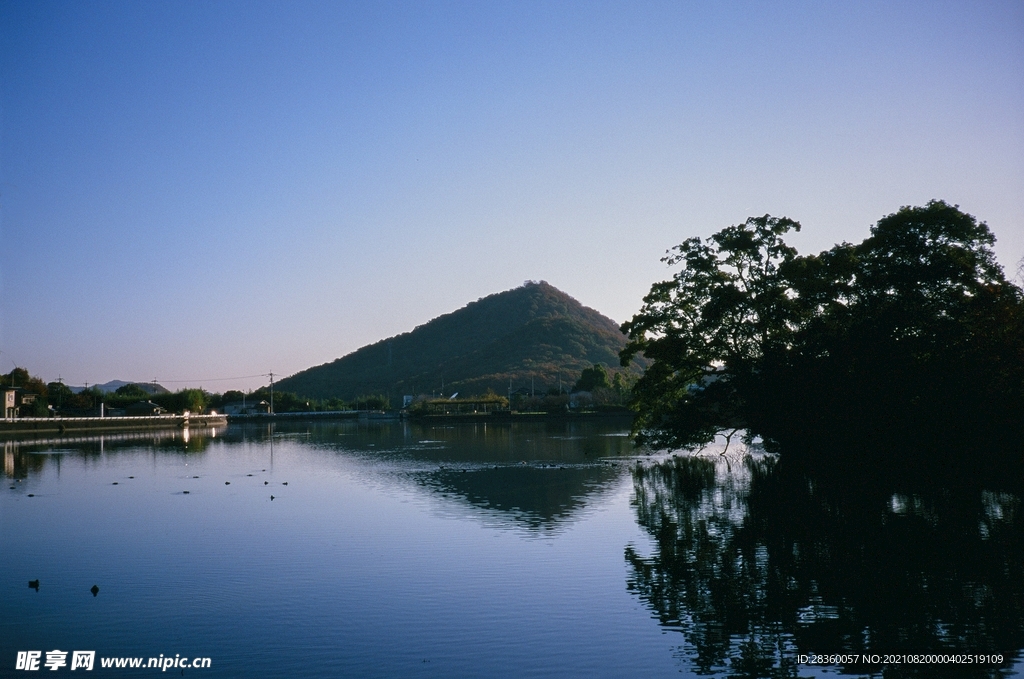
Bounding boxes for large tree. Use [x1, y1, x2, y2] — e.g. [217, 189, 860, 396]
[621, 201, 1024, 458]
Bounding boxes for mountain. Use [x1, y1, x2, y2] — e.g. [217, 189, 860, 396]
[276, 281, 641, 400]
[71, 380, 170, 395]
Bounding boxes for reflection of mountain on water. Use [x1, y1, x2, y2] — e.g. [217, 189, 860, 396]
[626, 453, 1024, 677]
[4, 418, 639, 533]
[421, 463, 623, 532]
[226, 417, 636, 464]
[249, 418, 638, 533]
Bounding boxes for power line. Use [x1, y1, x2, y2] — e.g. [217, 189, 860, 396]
[136, 373, 271, 384]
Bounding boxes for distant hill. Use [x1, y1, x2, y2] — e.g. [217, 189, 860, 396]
[277, 281, 642, 400]
[71, 380, 170, 395]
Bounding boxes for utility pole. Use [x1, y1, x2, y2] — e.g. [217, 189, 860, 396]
[269, 371, 275, 415]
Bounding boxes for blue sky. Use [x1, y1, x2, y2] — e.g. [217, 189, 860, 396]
[1, 0, 1022, 392]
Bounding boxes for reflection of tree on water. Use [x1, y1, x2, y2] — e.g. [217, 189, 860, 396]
[626, 454, 1024, 677]
[2, 428, 221, 482]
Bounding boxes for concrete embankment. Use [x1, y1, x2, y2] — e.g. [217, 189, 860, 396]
[0, 414, 227, 437]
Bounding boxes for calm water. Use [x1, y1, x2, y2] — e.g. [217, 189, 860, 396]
[2, 420, 1022, 678]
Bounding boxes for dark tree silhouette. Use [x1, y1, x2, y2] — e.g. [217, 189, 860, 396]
[621, 201, 1024, 463]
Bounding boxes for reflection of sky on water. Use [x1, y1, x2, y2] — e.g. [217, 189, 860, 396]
[2, 420, 691, 678]
[4, 419, 684, 679]
[10, 422, 1018, 676]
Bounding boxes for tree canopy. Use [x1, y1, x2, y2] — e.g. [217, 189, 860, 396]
[114, 383, 150, 399]
[621, 201, 1024, 462]
[574, 364, 611, 392]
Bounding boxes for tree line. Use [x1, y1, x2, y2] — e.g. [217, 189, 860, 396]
[3, 361, 636, 418]
[0, 371, 394, 416]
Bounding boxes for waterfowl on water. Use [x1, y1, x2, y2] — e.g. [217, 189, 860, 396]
[28, 579, 39, 590]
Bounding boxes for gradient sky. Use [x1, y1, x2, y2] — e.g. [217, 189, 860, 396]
[1, 0, 1022, 392]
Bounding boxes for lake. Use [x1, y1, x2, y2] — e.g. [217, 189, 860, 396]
[2, 419, 1022, 677]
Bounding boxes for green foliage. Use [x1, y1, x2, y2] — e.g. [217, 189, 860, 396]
[148, 388, 210, 414]
[47, 381, 73, 407]
[407, 393, 509, 415]
[24, 397, 50, 417]
[247, 388, 314, 413]
[623, 201, 1024, 456]
[114, 383, 150, 399]
[574, 364, 611, 392]
[0, 368, 55, 416]
[611, 372, 632, 396]
[350, 394, 389, 410]
[1, 368, 48, 396]
[621, 214, 802, 449]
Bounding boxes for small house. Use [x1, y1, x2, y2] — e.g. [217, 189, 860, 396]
[3, 388, 40, 418]
[222, 400, 271, 415]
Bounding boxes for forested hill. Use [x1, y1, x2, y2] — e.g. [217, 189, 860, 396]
[276, 281, 638, 400]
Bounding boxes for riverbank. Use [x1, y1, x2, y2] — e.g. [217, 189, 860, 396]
[0, 413, 227, 437]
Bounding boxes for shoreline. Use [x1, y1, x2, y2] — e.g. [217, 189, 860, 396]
[0, 413, 227, 437]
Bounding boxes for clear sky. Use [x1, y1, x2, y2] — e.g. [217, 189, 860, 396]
[1, 0, 1022, 393]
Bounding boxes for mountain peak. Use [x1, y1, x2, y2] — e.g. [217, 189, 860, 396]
[276, 283, 633, 400]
